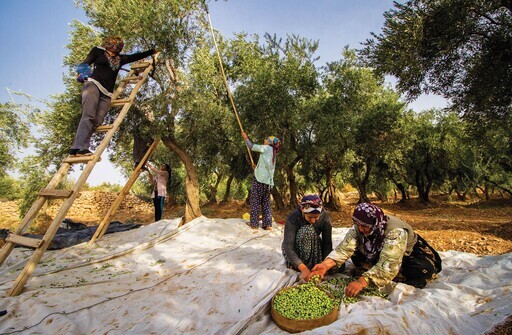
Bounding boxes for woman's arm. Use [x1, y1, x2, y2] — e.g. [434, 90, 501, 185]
[122, 49, 156, 64]
[363, 228, 408, 287]
[147, 163, 168, 176]
[282, 215, 303, 269]
[81, 47, 99, 65]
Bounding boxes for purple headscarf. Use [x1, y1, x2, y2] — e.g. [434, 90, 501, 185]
[353, 203, 388, 264]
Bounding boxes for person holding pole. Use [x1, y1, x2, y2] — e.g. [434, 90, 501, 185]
[242, 131, 281, 230]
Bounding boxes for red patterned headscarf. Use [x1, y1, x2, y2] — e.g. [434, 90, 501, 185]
[353, 203, 388, 264]
[102, 36, 124, 54]
[102, 36, 124, 70]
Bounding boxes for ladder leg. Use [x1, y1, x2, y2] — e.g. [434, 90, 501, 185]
[7, 209, 66, 296]
[89, 139, 160, 244]
[0, 163, 71, 267]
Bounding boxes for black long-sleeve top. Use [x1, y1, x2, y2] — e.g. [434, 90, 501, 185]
[282, 208, 333, 269]
[81, 47, 155, 93]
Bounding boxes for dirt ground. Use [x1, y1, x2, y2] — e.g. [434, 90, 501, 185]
[1, 194, 512, 256]
[197, 195, 512, 256]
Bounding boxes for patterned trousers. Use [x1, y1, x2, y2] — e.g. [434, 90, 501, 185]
[249, 178, 272, 228]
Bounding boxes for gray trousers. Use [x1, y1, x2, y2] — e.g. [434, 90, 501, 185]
[72, 81, 111, 150]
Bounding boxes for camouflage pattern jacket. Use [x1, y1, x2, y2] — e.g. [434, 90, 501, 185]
[328, 215, 417, 288]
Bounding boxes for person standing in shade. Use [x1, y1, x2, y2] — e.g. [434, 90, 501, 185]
[241, 131, 281, 230]
[282, 194, 334, 281]
[309, 203, 442, 296]
[70, 36, 155, 156]
[146, 162, 170, 222]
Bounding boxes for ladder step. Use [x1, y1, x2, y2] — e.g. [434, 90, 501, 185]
[95, 125, 113, 132]
[6, 234, 44, 249]
[38, 189, 73, 199]
[111, 98, 131, 106]
[121, 76, 142, 83]
[63, 155, 100, 164]
[130, 62, 151, 70]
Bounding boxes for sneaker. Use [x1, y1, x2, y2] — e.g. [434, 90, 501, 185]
[76, 149, 93, 156]
[69, 149, 78, 156]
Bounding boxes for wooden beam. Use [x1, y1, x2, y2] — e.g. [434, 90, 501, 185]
[121, 76, 142, 83]
[95, 125, 113, 132]
[38, 189, 73, 199]
[6, 234, 44, 249]
[63, 155, 99, 164]
[130, 62, 150, 70]
[110, 99, 131, 106]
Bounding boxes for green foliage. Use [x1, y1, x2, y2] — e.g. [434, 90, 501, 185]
[360, 0, 512, 127]
[306, 48, 405, 203]
[0, 175, 22, 200]
[0, 102, 31, 174]
[17, 158, 53, 217]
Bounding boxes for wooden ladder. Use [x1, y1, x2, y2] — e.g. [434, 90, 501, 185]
[88, 138, 160, 244]
[0, 54, 158, 296]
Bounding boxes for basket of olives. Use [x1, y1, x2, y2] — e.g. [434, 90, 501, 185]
[271, 277, 338, 333]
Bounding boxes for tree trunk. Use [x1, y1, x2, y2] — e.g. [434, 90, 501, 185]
[389, 174, 407, 203]
[207, 171, 222, 204]
[375, 191, 388, 202]
[352, 161, 371, 204]
[396, 183, 407, 202]
[415, 170, 429, 203]
[222, 174, 234, 203]
[271, 187, 285, 210]
[162, 137, 202, 225]
[286, 135, 303, 208]
[325, 168, 343, 210]
[484, 176, 512, 197]
[286, 155, 302, 208]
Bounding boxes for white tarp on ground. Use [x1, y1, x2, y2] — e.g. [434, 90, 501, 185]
[0, 216, 510, 335]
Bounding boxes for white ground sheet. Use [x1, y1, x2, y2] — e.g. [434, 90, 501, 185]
[0, 216, 510, 334]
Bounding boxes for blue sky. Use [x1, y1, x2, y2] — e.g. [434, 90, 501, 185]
[1, 0, 447, 186]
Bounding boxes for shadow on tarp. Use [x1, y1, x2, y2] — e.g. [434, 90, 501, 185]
[0, 218, 141, 250]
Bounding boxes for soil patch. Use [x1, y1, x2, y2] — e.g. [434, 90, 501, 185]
[1, 193, 511, 256]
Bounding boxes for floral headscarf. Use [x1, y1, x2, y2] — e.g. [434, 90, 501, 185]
[299, 194, 323, 214]
[353, 203, 388, 264]
[102, 36, 124, 70]
[266, 136, 281, 163]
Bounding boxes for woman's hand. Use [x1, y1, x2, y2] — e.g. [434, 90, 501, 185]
[345, 277, 368, 297]
[241, 131, 248, 140]
[309, 263, 328, 280]
[300, 268, 311, 281]
[297, 263, 311, 281]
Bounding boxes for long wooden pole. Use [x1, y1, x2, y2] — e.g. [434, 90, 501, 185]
[205, 8, 254, 166]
